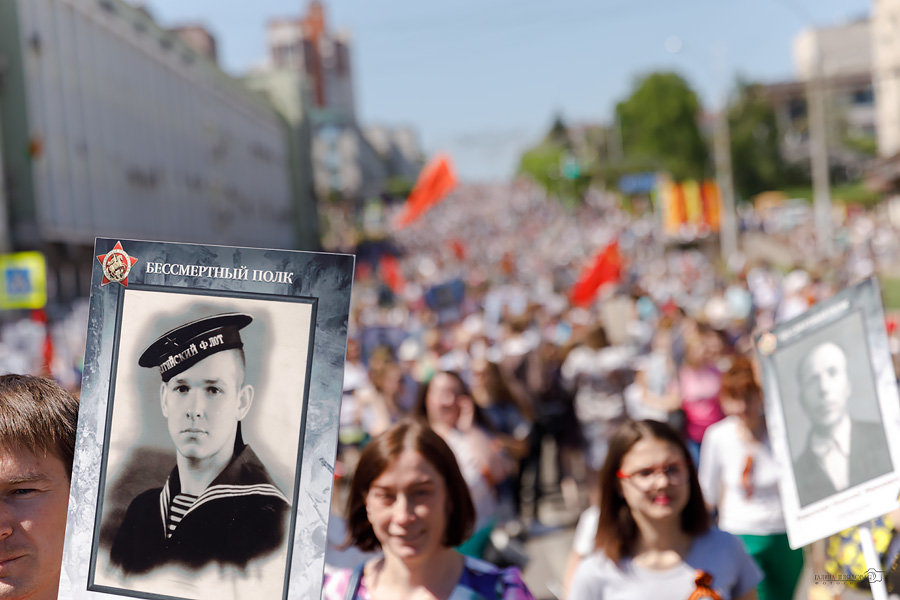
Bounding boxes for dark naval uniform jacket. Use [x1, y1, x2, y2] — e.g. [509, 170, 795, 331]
[794, 419, 893, 508]
[109, 443, 290, 574]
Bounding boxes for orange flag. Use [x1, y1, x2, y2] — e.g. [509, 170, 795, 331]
[683, 180, 702, 224]
[702, 180, 721, 231]
[392, 154, 457, 230]
[570, 241, 621, 307]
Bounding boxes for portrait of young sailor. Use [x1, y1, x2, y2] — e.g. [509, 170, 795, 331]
[109, 312, 290, 575]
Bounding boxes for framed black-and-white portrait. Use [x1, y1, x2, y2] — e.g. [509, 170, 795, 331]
[756, 277, 900, 549]
[59, 239, 354, 600]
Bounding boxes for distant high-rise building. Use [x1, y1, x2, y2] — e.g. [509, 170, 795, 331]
[262, 2, 421, 203]
[759, 19, 876, 178]
[170, 24, 218, 65]
[266, 1, 355, 119]
[364, 126, 424, 182]
[794, 19, 872, 81]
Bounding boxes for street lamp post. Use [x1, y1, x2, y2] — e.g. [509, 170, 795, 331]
[807, 40, 833, 258]
[714, 104, 738, 263]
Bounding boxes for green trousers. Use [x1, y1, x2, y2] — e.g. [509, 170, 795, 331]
[737, 532, 804, 600]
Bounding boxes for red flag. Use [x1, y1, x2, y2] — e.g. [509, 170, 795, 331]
[392, 154, 457, 229]
[570, 241, 621, 307]
[355, 262, 373, 282]
[447, 238, 467, 260]
[31, 308, 54, 377]
[379, 254, 406, 294]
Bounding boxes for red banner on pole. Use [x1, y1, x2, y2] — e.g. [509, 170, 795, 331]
[392, 154, 457, 230]
[570, 241, 621, 307]
[379, 254, 406, 294]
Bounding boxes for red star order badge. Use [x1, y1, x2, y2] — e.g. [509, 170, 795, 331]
[97, 241, 139, 287]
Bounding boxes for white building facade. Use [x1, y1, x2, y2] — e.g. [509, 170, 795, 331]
[873, 0, 900, 156]
[2, 0, 297, 250]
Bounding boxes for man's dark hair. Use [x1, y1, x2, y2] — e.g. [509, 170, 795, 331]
[344, 419, 475, 552]
[0, 374, 79, 478]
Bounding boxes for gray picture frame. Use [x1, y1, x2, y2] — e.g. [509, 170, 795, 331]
[755, 277, 900, 549]
[59, 239, 354, 600]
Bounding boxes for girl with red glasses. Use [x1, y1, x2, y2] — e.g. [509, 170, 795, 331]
[568, 419, 761, 600]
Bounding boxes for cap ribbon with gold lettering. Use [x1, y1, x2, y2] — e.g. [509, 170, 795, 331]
[138, 313, 252, 382]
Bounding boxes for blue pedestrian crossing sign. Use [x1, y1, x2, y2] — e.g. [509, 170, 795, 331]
[0, 252, 47, 309]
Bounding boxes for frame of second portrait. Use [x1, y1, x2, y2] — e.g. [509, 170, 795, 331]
[756, 277, 900, 549]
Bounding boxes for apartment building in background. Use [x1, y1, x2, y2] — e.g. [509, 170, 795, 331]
[761, 18, 876, 180]
[264, 2, 422, 204]
[0, 0, 318, 301]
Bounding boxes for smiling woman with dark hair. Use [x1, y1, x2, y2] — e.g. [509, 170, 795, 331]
[569, 419, 762, 600]
[322, 419, 535, 600]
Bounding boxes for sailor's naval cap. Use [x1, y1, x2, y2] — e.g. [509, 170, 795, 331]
[139, 313, 252, 382]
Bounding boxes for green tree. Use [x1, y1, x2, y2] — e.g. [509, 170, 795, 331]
[518, 141, 566, 195]
[517, 114, 592, 203]
[615, 72, 709, 181]
[728, 81, 784, 199]
[546, 113, 570, 145]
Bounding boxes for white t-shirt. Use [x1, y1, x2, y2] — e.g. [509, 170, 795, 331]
[443, 428, 498, 532]
[568, 528, 762, 600]
[572, 506, 601, 556]
[698, 416, 786, 535]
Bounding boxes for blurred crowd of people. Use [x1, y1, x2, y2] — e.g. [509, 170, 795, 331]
[9, 181, 900, 598]
[0, 299, 89, 394]
[317, 182, 900, 597]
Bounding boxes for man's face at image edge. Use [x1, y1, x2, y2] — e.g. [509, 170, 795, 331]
[0, 445, 69, 600]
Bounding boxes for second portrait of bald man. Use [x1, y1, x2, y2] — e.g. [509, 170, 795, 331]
[787, 339, 893, 507]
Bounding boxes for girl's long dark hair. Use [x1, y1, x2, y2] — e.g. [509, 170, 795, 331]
[595, 419, 710, 562]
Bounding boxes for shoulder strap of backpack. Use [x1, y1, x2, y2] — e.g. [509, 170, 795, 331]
[343, 563, 365, 600]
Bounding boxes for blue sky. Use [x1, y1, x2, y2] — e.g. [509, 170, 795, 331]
[143, 0, 868, 181]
